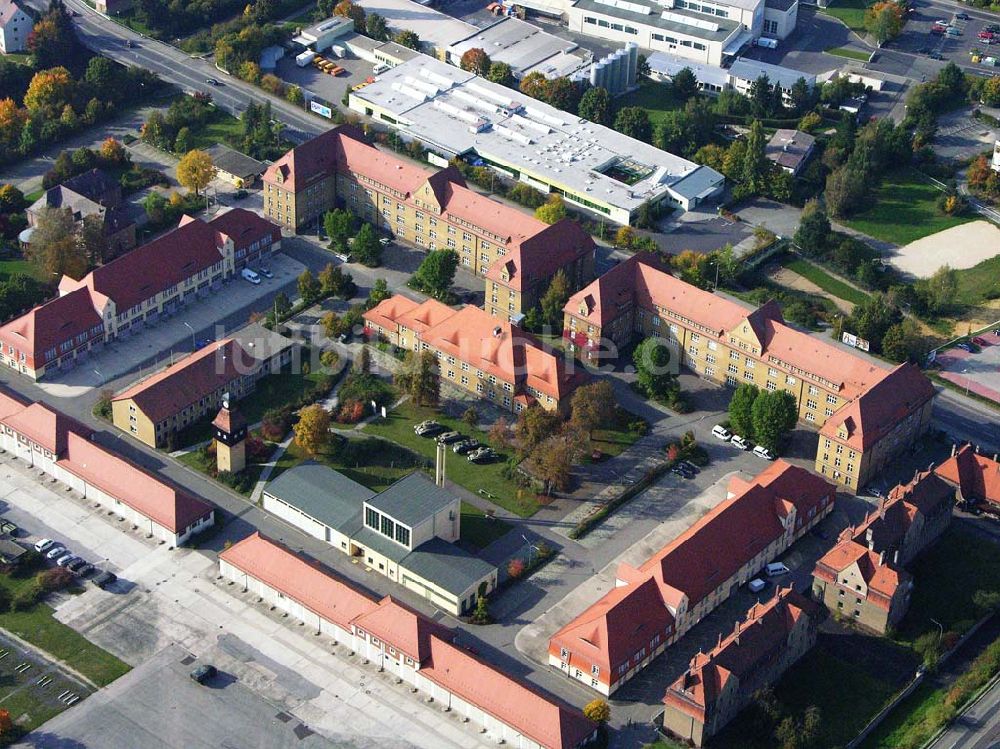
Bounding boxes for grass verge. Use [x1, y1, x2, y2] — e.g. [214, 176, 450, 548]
[783, 257, 870, 306]
[364, 402, 541, 517]
[820, 0, 869, 33]
[0, 259, 43, 282]
[613, 80, 683, 128]
[954, 253, 1000, 307]
[842, 169, 973, 245]
[460, 501, 512, 551]
[827, 46, 872, 61]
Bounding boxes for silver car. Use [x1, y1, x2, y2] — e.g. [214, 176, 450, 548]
[45, 545, 66, 560]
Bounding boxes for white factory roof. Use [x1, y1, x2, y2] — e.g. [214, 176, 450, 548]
[355, 0, 478, 50]
[448, 17, 592, 79]
[646, 51, 729, 88]
[351, 55, 722, 212]
[729, 57, 815, 89]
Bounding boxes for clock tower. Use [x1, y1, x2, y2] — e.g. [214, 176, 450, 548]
[212, 394, 247, 474]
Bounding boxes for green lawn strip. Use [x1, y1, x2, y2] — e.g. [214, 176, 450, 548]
[287, 435, 420, 492]
[614, 80, 683, 127]
[954, 254, 1000, 307]
[842, 169, 973, 245]
[895, 526, 1000, 642]
[858, 681, 945, 749]
[363, 402, 541, 517]
[460, 501, 512, 551]
[0, 259, 43, 283]
[22, 189, 43, 204]
[185, 106, 246, 152]
[827, 46, 872, 61]
[819, 0, 869, 33]
[783, 257, 870, 306]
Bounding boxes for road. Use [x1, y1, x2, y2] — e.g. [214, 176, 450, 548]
[928, 673, 1000, 749]
[21, 0, 327, 145]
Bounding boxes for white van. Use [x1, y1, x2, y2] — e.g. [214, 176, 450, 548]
[753, 445, 775, 460]
[756, 37, 778, 49]
[241, 268, 261, 285]
[748, 578, 766, 593]
[712, 425, 732, 441]
[731, 435, 750, 450]
[373, 62, 390, 75]
[766, 562, 790, 577]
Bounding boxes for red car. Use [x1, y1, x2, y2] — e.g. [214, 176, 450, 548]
[979, 31, 995, 40]
[931, 24, 946, 34]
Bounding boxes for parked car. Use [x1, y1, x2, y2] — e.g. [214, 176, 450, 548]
[436, 431, 463, 444]
[931, 25, 946, 34]
[748, 578, 767, 593]
[955, 342, 972, 352]
[934, 19, 951, 27]
[75, 563, 95, 577]
[190, 664, 218, 684]
[947, 26, 962, 36]
[125, 39, 135, 48]
[671, 465, 694, 479]
[453, 439, 480, 454]
[679, 460, 700, 474]
[45, 545, 66, 560]
[92, 571, 117, 589]
[66, 558, 88, 573]
[378, 237, 391, 246]
[34, 539, 56, 553]
[957, 11, 970, 19]
[257, 266, 273, 279]
[929, 51, 945, 59]
[869, 486, 884, 498]
[752, 445, 775, 460]
[766, 562, 790, 577]
[712, 425, 732, 441]
[241, 268, 261, 285]
[973, 336, 988, 346]
[731, 435, 751, 450]
[195, 338, 213, 349]
[56, 554, 77, 567]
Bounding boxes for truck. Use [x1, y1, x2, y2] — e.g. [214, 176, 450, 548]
[296, 50, 317, 67]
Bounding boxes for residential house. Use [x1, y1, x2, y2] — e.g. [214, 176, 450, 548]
[0, 209, 280, 380]
[935, 443, 1000, 516]
[262, 464, 497, 615]
[563, 256, 936, 490]
[205, 144, 266, 188]
[0, 0, 31, 54]
[660, 587, 818, 747]
[364, 296, 584, 413]
[0, 387, 214, 545]
[812, 469, 953, 633]
[549, 461, 835, 694]
[27, 169, 137, 259]
[765, 129, 815, 176]
[219, 531, 597, 749]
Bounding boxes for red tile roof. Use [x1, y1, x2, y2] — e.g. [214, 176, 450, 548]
[65, 215, 224, 314]
[58, 431, 212, 533]
[485, 219, 594, 293]
[550, 462, 835, 688]
[363, 295, 419, 334]
[820, 363, 936, 449]
[112, 339, 257, 424]
[0, 287, 102, 369]
[220, 532, 594, 749]
[935, 445, 1000, 508]
[334, 128, 431, 197]
[0, 387, 28, 420]
[220, 532, 378, 629]
[664, 588, 815, 720]
[395, 297, 458, 337]
[210, 207, 281, 250]
[0, 401, 92, 455]
[263, 128, 346, 193]
[423, 635, 595, 749]
[813, 541, 906, 609]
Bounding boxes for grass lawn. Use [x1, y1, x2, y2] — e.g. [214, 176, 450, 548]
[0, 259, 43, 283]
[283, 434, 423, 492]
[22, 189, 43, 204]
[783, 257, 870, 306]
[859, 681, 945, 749]
[186, 105, 245, 152]
[954, 254, 1000, 307]
[842, 169, 973, 245]
[895, 526, 1000, 641]
[588, 408, 647, 459]
[820, 0, 870, 33]
[0, 572, 130, 688]
[364, 402, 542, 517]
[460, 501, 512, 551]
[614, 80, 683, 128]
[827, 46, 872, 61]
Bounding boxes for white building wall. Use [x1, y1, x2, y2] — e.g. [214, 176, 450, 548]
[0, 7, 32, 54]
[262, 493, 329, 542]
[763, 2, 797, 39]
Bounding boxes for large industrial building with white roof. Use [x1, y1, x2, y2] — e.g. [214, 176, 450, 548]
[348, 55, 724, 224]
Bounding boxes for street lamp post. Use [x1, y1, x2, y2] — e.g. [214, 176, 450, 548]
[963, 368, 970, 397]
[183, 322, 196, 349]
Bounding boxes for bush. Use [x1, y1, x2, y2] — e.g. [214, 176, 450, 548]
[336, 400, 365, 424]
[10, 580, 42, 611]
[37, 567, 74, 592]
[245, 435, 271, 463]
[507, 558, 526, 579]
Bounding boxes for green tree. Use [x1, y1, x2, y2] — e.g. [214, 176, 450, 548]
[881, 319, 925, 364]
[351, 223, 382, 267]
[728, 383, 759, 439]
[367, 278, 390, 309]
[539, 269, 571, 329]
[741, 119, 768, 193]
[825, 165, 866, 218]
[789, 77, 816, 115]
[865, 1, 903, 45]
[173, 126, 191, 154]
[79, 213, 109, 266]
[578, 86, 612, 125]
[298, 268, 321, 303]
[460, 47, 491, 77]
[395, 350, 439, 407]
[319, 263, 356, 298]
[534, 194, 567, 224]
[286, 85, 304, 105]
[487, 61, 514, 87]
[570, 380, 616, 439]
[749, 74, 772, 118]
[672, 67, 699, 101]
[926, 264, 957, 314]
[324, 208, 354, 253]
[794, 199, 831, 255]
[633, 337, 675, 398]
[394, 29, 420, 50]
[365, 12, 389, 40]
[751, 390, 798, 453]
[412, 249, 458, 298]
[273, 291, 291, 318]
[515, 404, 564, 453]
[613, 106, 652, 142]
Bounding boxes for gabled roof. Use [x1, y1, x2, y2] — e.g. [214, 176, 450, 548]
[485, 219, 594, 293]
[423, 635, 595, 749]
[564, 254, 660, 328]
[0, 0, 29, 25]
[62, 168, 120, 203]
[262, 128, 344, 193]
[395, 297, 457, 336]
[334, 128, 431, 197]
[820, 363, 936, 449]
[936, 444, 1000, 507]
[351, 596, 452, 662]
[59, 431, 213, 532]
[0, 287, 101, 362]
[813, 540, 906, 609]
[220, 532, 378, 629]
[263, 461, 373, 534]
[112, 339, 258, 424]
[363, 294, 419, 332]
[367, 471, 456, 527]
[210, 207, 280, 250]
[0, 401, 91, 455]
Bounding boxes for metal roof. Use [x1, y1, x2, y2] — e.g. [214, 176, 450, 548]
[264, 462, 374, 532]
[400, 538, 496, 595]
[366, 472, 457, 528]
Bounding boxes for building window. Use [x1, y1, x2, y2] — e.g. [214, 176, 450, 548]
[365, 507, 379, 529]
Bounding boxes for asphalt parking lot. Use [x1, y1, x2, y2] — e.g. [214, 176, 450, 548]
[274, 53, 376, 112]
[932, 107, 1000, 161]
[743, 7, 855, 75]
[934, 330, 1000, 405]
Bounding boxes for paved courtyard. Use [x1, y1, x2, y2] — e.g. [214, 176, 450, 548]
[0, 453, 500, 749]
[935, 330, 1000, 405]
